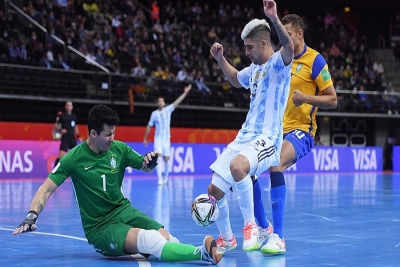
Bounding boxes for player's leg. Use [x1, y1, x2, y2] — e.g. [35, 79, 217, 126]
[232, 136, 279, 251]
[162, 140, 171, 184]
[251, 175, 273, 248]
[153, 139, 163, 185]
[209, 147, 239, 254]
[208, 174, 237, 254]
[262, 130, 313, 254]
[126, 228, 221, 263]
[89, 206, 221, 264]
[54, 138, 68, 167]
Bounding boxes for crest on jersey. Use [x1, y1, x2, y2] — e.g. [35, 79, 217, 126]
[296, 63, 303, 73]
[109, 155, 117, 172]
[261, 71, 267, 79]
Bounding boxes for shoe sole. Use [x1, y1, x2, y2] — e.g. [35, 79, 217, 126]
[261, 248, 286, 254]
[243, 242, 260, 252]
[217, 243, 237, 254]
[204, 236, 222, 264]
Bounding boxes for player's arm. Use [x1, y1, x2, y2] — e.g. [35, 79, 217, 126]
[74, 125, 82, 141]
[13, 178, 59, 235]
[293, 85, 337, 109]
[172, 84, 192, 108]
[143, 124, 152, 147]
[264, 0, 294, 65]
[210, 43, 241, 88]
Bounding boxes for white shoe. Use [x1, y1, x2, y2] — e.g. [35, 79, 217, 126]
[261, 233, 286, 254]
[157, 179, 163, 186]
[257, 222, 274, 248]
[163, 177, 168, 184]
[242, 222, 259, 252]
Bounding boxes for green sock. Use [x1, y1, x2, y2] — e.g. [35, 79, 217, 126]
[160, 242, 201, 262]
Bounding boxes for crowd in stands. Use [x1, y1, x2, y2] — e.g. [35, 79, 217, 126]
[0, 0, 399, 113]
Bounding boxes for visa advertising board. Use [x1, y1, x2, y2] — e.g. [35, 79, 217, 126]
[0, 141, 383, 179]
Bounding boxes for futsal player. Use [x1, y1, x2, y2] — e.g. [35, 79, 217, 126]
[208, 0, 294, 253]
[254, 14, 337, 254]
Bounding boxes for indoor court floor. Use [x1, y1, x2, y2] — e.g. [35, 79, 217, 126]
[1, 172, 399, 267]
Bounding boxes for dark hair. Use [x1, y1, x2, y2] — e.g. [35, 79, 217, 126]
[246, 26, 271, 43]
[282, 14, 305, 32]
[88, 104, 120, 135]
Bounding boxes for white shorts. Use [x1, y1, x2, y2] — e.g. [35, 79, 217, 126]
[154, 138, 171, 157]
[210, 135, 279, 191]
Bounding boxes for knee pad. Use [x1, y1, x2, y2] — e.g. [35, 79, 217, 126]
[136, 229, 167, 259]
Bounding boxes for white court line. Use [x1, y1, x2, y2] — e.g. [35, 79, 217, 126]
[0, 227, 150, 266]
[301, 213, 338, 222]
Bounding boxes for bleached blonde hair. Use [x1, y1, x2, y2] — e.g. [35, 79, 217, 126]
[241, 19, 271, 40]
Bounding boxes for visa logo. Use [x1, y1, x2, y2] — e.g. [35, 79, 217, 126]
[312, 149, 339, 171]
[351, 149, 377, 170]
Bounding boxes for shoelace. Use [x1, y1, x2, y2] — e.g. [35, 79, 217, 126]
[216, 236, 233, 247]
[243, 224, 255, 240]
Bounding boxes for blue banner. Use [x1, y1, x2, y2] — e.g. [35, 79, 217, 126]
[0, 141, 383, 179]
[393, 146, 400, 172]
[125, 143, 383, 175]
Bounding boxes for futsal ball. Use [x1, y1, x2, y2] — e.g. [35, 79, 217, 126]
[191, 194, 219, 227]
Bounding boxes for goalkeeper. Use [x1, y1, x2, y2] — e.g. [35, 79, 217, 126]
[13, 104, 221, 265]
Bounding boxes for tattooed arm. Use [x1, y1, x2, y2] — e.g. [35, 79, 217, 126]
[30, 178, 59, 214]
[263, 0, 294, 65]
[13, 178, 59, 235]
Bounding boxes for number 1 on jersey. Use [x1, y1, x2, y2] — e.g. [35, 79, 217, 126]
[101, 174, 106, 191]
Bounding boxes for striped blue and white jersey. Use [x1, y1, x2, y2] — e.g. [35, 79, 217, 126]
[236, 51, 292, 152]
[148, 104, 175, 140]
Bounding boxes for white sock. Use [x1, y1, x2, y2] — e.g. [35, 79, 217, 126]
[234, 175, 255, 225]
[136, 229, 167, 259]
[216, 195, 234, 240]
[168, 233, 180, 243]
[156, 158, 163, 182]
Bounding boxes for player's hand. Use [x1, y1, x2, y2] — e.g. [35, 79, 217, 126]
[263, 0, 278, 21]
[61, 128, 67, 134]
[210, 43, 224, 62]
[142, 152, 158, 171]
[143, 139, 148, 147]
[292, 89, 307, 107]
[184, 84, 192, 93]
[13, 211, 38, 235]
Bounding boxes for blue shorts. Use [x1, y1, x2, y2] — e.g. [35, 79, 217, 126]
[283, 130, 314, 163]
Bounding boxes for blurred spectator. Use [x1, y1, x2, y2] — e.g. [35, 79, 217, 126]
[9, 40, 22, 60]
[358, 85, 372, 112]
[176, 66, 189, 81]
[0, 38, 8, 58]
[314, 135, 325, 146]
[373, 58, 384, 74]
[39, 52, 52, 69]
[383, 86, 399, 114]
[54, 54, 71, 70]
[131, 62, 146, 76]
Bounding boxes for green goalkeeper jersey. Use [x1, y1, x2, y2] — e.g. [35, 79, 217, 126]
[49, 140, 144, 235]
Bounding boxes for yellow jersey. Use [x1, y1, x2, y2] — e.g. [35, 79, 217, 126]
[283, 45, 333, 137]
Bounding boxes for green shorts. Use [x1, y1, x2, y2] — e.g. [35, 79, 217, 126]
[87, 206, 163, 256]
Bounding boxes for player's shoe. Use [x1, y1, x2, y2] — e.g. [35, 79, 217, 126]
[257, 222, 274, 248]
[261, 233, 286, 254]
[201, 235, 222, 265]
[216, 235, 237, 254]
[242, 222, 259, 252]
[163, 177, 168, 184]
[158, 178, 163, 186]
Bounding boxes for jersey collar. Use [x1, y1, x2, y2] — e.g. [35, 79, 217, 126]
[294, 44, 307, 60]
